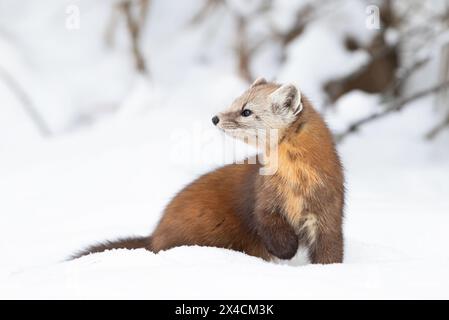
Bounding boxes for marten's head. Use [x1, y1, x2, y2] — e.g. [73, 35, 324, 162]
[212, 78, 303, 142]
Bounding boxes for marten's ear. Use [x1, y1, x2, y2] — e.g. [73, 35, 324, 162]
[270, 84, 303, 115]
[250, 77, 267, 88]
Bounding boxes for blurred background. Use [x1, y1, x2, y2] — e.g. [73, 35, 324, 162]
[1, 0, 449, 298]
[1, 0, 449, 142]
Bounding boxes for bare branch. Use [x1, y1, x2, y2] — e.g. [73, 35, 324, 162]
[436, 4, 449, 110]
[381, 55, 431, 99]
[189, 0, 224, 25]
[0, 65, 51, 137]
[277, 3, 314, 46]
[139, 0, 150, 26]
[104, 4, 120, 47]
[234, 14, 253, 83]
[119, 0, 150, 74]
[426, 113, 449, 140]
[336, 81, 449, 143]
[271, 0, 334, 49]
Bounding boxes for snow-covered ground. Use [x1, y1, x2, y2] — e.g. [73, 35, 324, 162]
[1, 0, 449, 299]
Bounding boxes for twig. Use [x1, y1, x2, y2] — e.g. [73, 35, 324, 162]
[436, 3, 449, 110]
[271, 0, 335, 47]
[104, 4, 120, 47]
[336, 80, 449, 143]
[278, 3, 314, 46]
[235, 14, 253, 83]
[426, 113, 449, 139]
[383, 56, 430, 98]
[120, 0, 149, 74]
[0, 66, 51, 137]
[189, 0, 224, 25]
[139, 0, 150, 25]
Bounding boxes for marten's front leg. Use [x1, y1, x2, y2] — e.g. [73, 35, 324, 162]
[308, 227, 343, 264]
[254, 209, 298, 260]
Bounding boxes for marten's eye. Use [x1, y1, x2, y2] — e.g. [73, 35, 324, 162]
[241, 109, 252, 117]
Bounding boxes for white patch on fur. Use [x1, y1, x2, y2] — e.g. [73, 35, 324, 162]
[294, 90, 303, 115]
[299, 214, 318, 244]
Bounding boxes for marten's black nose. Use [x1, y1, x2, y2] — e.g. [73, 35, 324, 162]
[212, 116, 220, 125]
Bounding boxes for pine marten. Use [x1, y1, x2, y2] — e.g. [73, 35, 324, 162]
[73, 78, 345, 264]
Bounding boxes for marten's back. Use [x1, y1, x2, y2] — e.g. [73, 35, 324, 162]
[150, 163, 271, 259]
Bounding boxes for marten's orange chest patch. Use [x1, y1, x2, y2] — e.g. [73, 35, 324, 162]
[273, 142, 322, 240]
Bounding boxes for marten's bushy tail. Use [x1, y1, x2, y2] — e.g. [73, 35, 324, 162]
[70, 236, 152, 260]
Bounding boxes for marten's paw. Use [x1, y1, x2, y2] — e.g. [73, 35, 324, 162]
[263, 230, 299, 260]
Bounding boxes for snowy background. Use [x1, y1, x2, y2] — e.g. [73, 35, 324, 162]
[1, 0, 449, 299]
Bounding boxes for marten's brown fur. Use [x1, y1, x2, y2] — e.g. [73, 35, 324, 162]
[73, 81, 344, 264]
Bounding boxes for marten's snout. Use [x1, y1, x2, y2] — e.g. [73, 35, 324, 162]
[212, 116, 220, 125]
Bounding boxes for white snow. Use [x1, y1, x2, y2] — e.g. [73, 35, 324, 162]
[1, 0, 449, 299]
